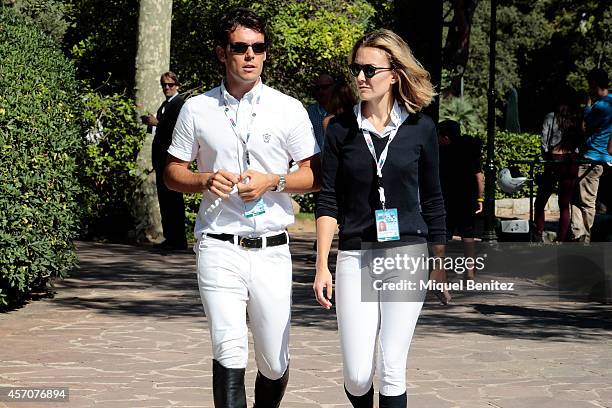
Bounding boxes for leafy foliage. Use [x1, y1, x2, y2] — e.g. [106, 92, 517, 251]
[293, 193, 316, 214]
[439, 94, 486, 135]
[3, 0, 70, 42]
[62, 0, 139, 94]
[447, 0, 611, 132]
[172, 0, 373, 100]
[79, 91, 147, 240]
[265, 0, 374, 101]
[0, 7, 82, 308]
[461, 1, 554, 128]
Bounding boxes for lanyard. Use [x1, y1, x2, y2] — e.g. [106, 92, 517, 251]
[220, 86, 261, 166]
[362, 129, 397, 210]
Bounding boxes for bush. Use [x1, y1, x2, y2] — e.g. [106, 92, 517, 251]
[184, 191, 202, 241]
[0, 7, 82, 308]
[79, 91, 147, 240]
[7, 0, 70, 43]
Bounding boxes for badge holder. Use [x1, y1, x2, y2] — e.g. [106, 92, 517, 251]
[242, 176, 266, 218]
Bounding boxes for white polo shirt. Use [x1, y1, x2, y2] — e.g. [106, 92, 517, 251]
[168, 80, 319, 237]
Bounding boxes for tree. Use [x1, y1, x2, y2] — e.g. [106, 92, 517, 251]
[133, 0, 173, 241]
[394, 0, 443, 122]
[442, 0, 478, 98]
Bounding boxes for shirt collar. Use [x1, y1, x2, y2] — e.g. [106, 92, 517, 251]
[354, 99, 408, 137]
[316, 103, 327, 117]
[166, 93, 179, 103]
[220, 78, 264, 105]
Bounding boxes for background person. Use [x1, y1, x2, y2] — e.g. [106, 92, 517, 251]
[570, 68, 612, 242]
[314, 29, 447, 408]
[438, 119, 484, 279]
[534, 86, 582, 242]
[141, 71, 188, 251]
[307, 73, 335, 150]
[322, 80, 358, 132]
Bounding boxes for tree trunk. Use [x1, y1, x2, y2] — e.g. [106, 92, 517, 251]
[394, 0, 443, 123]
[443, 0, 478, 97]
[133, 0, 172, 242]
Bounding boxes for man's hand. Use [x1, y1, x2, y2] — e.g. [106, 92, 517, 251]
[207, 170, 241, 199]
[140, 114, 158, 126]
[237, 169, 278, 202]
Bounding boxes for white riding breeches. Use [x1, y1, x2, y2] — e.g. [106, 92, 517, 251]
[196, 234, 292, 380]
[335, 244, 427, 397]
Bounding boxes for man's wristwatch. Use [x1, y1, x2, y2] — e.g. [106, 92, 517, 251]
[273, 175, 286, 192]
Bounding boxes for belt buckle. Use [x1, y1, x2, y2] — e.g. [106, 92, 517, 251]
[239, 236, 258, 249]
[239, 236, 248, 248]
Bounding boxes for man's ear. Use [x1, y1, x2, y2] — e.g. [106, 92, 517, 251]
[216, 46, 226, 64]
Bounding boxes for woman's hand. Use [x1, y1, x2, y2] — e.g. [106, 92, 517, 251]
[429, 267, 451, 305]
[313, 266, 333, 309]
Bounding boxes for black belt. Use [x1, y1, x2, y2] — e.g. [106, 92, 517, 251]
[207, 232, 288, 249]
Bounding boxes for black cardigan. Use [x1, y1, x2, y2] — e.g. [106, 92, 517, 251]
[316, 111, 446, 250]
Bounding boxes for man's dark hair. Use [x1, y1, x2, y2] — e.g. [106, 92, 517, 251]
[586, 68, 609, 89]
[160, 71, 180, 86]
[216, 8, 268, 48]
[438, 119, 461, 140]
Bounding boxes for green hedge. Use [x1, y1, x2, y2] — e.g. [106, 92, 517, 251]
[79, 91, 146, 240]
[184, 191, 202, 241]
[0, 7, 82, 308]
[474, 131, 541, 199]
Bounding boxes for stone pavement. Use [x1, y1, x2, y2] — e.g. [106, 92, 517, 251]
[0, 233, 611, 408]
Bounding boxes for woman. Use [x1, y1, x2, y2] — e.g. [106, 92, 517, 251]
[314, 30, 447, 408]
[534, 87, 582, 242]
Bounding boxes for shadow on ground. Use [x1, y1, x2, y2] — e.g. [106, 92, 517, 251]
[46, 235, 612, 342]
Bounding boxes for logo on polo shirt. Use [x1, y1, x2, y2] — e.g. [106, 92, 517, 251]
[263, 133, 271, 143]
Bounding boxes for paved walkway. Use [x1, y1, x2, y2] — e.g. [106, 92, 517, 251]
[0, 234, 611, 408]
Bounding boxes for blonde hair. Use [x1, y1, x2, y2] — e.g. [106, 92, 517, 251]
[350, 29, 435, 113]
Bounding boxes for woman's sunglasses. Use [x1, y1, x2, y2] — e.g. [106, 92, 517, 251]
[349, 63, 394, 79]
[229, 42, 267, 54]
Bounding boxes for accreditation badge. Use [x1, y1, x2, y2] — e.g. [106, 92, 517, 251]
[375, 208, 400, 242]
[244, 198, 266, 218]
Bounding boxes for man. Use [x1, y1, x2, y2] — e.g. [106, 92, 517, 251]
[141, 72, 188, 250]
[164, 8, 320, 408]
[438, 120, 484, 280]
[306, 73, 335, 150]
[571, 68, 612, 242]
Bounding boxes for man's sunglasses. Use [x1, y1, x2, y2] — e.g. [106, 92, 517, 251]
[228, 42, 267, 54]
[349, 63, 394, 79]
[161, 82, 177, 88]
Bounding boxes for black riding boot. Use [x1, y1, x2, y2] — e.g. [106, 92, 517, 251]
[212, 359, 247, 408]
[253, 366, 289, 408]
[344, 384, 374, 408]
[379, 392, 407, 408]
